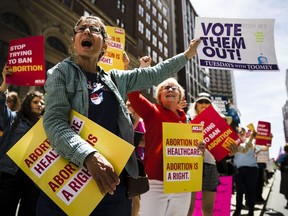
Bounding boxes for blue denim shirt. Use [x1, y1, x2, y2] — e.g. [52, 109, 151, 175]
[43, 53, 188, 178]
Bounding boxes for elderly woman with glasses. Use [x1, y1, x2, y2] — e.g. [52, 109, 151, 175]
[128, 77, 205, 216]
[39, 14, 201, 216]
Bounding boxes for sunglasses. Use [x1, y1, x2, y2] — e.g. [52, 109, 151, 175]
[74, 25, 102, 34]
[197, 99, 211, 104]
[163, 85, 179, 91]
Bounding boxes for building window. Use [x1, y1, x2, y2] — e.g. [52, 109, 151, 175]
[0, 13, 30, 35]
[146, 0, 151, 9]
[146, 13, 151, 25]
[146, 45, 151, 56]
[120, 21, 125, 29]
[163, 6, 168, 17]
[158, 26, 162, 37]
[152, 50, 157, 63]
[47, 37, 68, 55]
[152, 35, 157, 47]
[117, 0, 126, 12]
[152, 6, 157, 17]
[138, 4, 144, 17]
[164, 47, 168, 57]
[163, 19, 167, 30]
[146, 28, 151, 41]
[122, 4, 126, 13]
[117, 18, 125, 29]
[158, 13, 162, 24]
[138, 20, 144, 34]
[152, 20, 157, 31]
[163, 33, 168, 44]
[157, 0, 162, 10]
[158, 41, 163, 53]
[117, 0, 120, 9]
[158, 56, 163, 62]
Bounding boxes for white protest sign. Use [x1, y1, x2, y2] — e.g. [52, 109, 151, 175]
[195, 17, 279, 71]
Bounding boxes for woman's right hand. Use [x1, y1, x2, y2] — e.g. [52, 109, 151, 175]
[2, 63, 14, 78]
[139, 56, 152, 68]
[0, 63, 13, 93]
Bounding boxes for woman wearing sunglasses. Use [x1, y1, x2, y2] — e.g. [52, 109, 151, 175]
[186, 92, 236, 216]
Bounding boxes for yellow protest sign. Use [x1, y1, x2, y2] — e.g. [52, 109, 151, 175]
[163, 123, 203, 193]
[98, 26, 125, 71]
[246, 123, 255, 132]
[7, 110, 134, 216]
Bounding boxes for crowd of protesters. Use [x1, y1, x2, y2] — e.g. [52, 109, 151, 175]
[0, 14, 283, 216]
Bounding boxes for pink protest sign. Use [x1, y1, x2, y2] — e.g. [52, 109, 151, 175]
[7, 35, 46, 86]
[191, 105, 241, 161]
[192, 176, 233, 216]
[255, 121, 272, 146]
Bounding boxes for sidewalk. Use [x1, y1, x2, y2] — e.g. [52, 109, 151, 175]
[262, 170, 288, 216]
[230, 172, 274, 216]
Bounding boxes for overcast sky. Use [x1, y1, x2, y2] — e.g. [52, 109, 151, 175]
[191, 0, 288, 159]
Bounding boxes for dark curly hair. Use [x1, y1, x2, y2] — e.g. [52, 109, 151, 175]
[10, 91, 44, 132]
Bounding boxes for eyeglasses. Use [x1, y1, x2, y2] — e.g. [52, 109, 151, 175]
[163, 85, 179, 91]
[197, 99, 211, 104]
[74, 25, 102, 34]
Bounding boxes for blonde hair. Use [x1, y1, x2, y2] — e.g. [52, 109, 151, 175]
[7, 91, 21, 111]
[155, 78, 185, 104]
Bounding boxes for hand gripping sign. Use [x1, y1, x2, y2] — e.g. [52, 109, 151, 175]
[7, 110, 134, 216]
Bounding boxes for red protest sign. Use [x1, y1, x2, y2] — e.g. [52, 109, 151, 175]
[255, 121, 272, 146]
[6, 35, 46, 86]
[190, 105, 241, 161]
